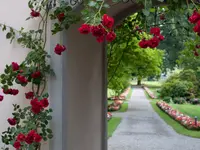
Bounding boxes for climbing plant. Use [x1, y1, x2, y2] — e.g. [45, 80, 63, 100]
[0, 0, 199, 149]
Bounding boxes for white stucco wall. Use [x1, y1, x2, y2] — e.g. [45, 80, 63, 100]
[0, 0, 49, 149]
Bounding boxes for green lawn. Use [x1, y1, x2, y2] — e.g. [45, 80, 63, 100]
[118, 103, 128, 112]
[126, 88, 133, 100]
[150, 101, 200, 138]
[131, 81, 162, 88]
[108, 117, 122, 138]
[108, 100, 113, 105]
[148, 87, 160, 98]
[171, 104, 200, 119]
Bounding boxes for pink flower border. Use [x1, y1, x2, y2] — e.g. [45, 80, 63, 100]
[157, 101, 200, 130]
[143, 86, 156, 99]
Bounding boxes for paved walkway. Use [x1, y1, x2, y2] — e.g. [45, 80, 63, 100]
[108, 88, 200, 150]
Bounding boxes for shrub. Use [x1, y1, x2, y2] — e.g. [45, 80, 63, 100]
[160, 79, 194, 98]
[190, 98, 200, 105]
[163, 97, 171, 103]
[172, 97, 186, 104]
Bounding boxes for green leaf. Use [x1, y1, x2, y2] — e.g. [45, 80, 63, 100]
[47, 134, 53, 139]
[42, 93, 49, 98]
[46, 128, 52, 133]
[6, 32, 12, 39]
[46, 116, 52, 120]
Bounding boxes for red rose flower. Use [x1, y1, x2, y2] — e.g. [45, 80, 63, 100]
[17, 133, 26, 142]
[30, 9, 40, 17]
[17, 74, 28, 84]
[139, 39, 149, 48]
[158, 34, 165, 41]
[25, 91, 34, 99]
[91, 25, 106, 37]
[31, 71, 41, 79]
[193, 21, 200, 34]
[25, 130, 36, 144]
[7, 118, 16, 126]
[79, 24, 91, 34]
[3, 88, 12, 95]
[150, 27, 160, 36]
[30, 98, 43, 114]
[96, 36, 104, 43]
[13, 141, 21, 149]
[12, 62, 19, 71]
[196, 44, 200, 48]
[29, 130, 36, 136]
[160, 14, 165, 20]
[189, 10, 200, 24]
[102, 14, 114, 29]
[148, 36, 160, 48]
[0, 95, 4, 101]
[34, 133, 42, 142]
[57, 13, 65, 22]
[54, 44, 66, 55]
[40, 98, 49, 108]
[194, 50, 199, 56]
[106, 31, 116, 42]
[12, 89, 19, 96]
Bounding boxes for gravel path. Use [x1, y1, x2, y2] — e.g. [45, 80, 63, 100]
[108, 88, 200, 150]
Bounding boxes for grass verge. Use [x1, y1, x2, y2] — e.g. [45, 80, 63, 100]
[126, 88, 133, 100]
[150, 101, 200, 138]
[118, 103, 128, 112]
[171, 104, 200, 119]
[108, 117, 122, 138]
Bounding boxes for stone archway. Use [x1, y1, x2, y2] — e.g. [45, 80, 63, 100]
[49, 1, 165, 150]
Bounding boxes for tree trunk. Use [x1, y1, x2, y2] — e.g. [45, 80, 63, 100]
[137, 79, 141, 85]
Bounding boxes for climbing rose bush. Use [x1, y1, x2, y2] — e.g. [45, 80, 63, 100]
[0, 0, 119, 149]
[79, 14, 116, 43]
[139, 27, 164, 49]
[188, 10, 200, 56]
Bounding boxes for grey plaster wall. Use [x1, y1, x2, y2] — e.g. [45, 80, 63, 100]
[63, 21, 106, 150]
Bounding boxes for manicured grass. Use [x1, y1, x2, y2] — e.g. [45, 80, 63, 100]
[118, 103, 128, 112]
[131, 81, 162, 88]
[126, 88, 133, 100]
[108, 100, 113, 105]
[171, 104, 200, 119]
[150, 101, 200, 138]
[108, 117, 122, 138]
[148, 87, 160, 98]
[143, 81, 162, 88]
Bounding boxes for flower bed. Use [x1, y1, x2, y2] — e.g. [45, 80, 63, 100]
[108, 101, 122, 111]
[108, 87, 130, 111]
[110, 87, 131, 100]
[143, 86, 156, 99]
[157, 101, 200, 130]
[107, 112, 112, 121]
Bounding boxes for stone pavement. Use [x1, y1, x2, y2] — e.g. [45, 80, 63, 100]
[108, 88, 200, 150]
